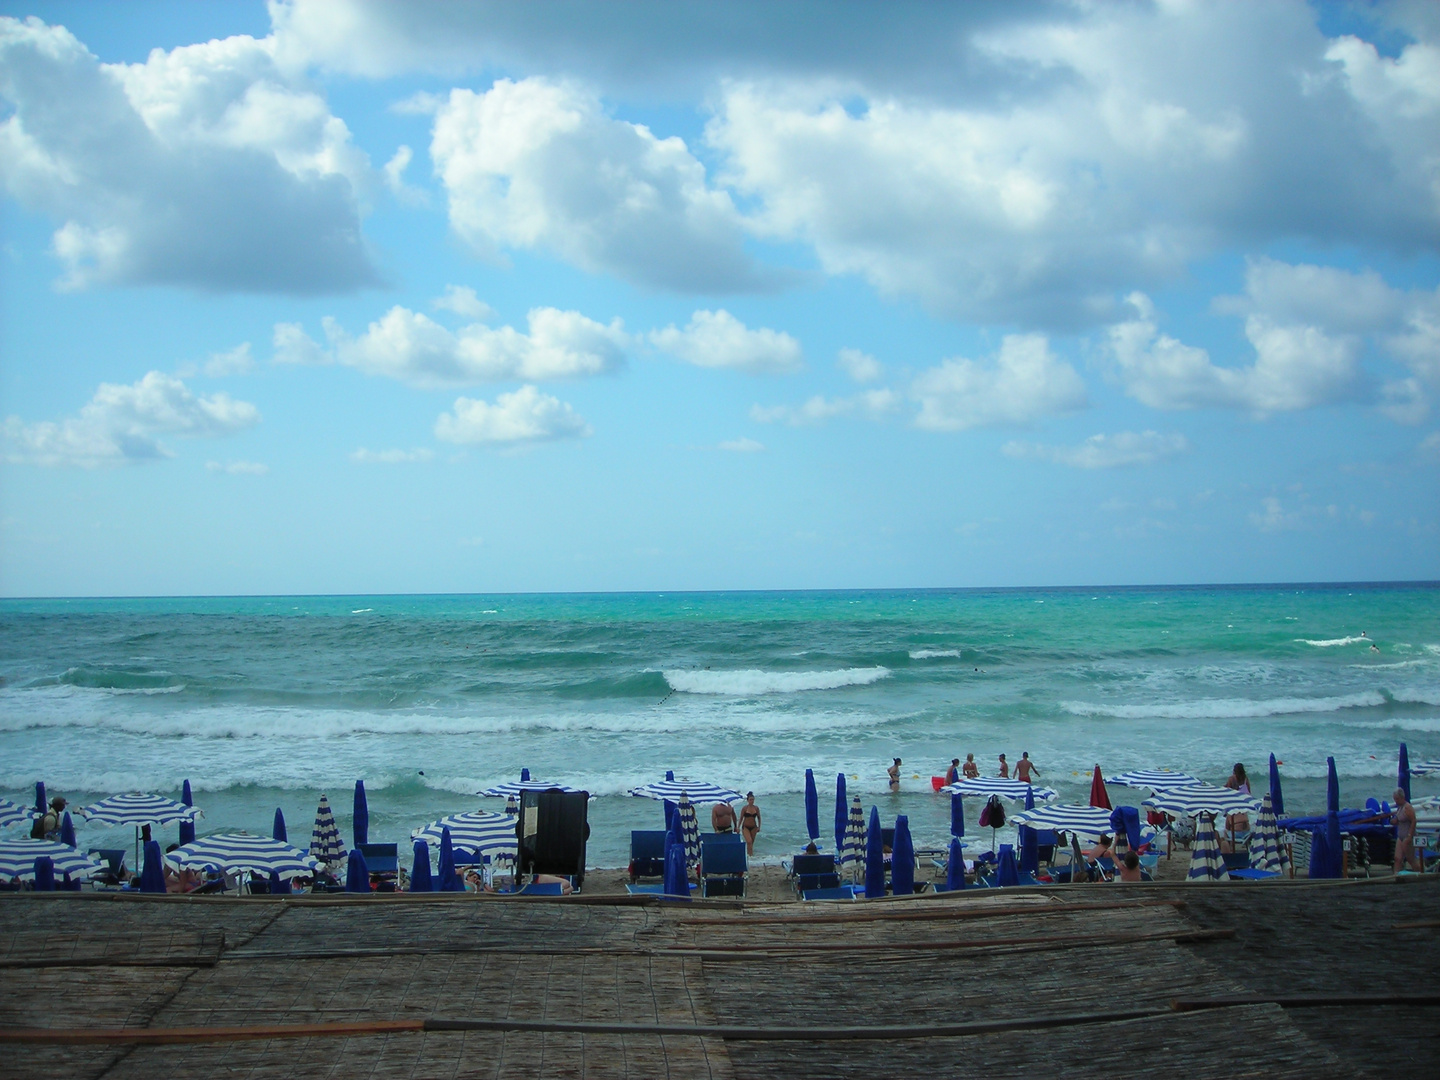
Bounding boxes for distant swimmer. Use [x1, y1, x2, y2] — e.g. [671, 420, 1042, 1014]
[1370, 644, 1380, 652]
[1014, 752, 1040, 784]
[888, 758, 902, 792]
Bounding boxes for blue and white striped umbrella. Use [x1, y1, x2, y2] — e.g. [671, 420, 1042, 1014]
[1248, 792, 1289, 875]
[677, 794, 700, 869]
[76, 792, 200, 827]
[412, 812, 517, 862]
[0, 839, 101, 880]
[170, 832, 320, 880]
[1010, 803, 1115, 838]
[628, 778, 742, 803]
[841, 795, 866, 874]
[1106, 769, 1199, 791]
[1187, 814, 1226, 882]
[0, 798, 36, 829]
[478, 778, 581, 797]
[1144, 784, 1259, 818]
[309, 794, 346, 867]
[1411, 759, 1440, 776]
[941, 777, 1058, 802]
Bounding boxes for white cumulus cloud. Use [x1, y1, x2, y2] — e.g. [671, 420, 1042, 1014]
[718, 437, 765, 452]
[206, 459, 268, 475]
[434, 385, 591, 445]
[4, 371, 259, 467]
[911, 334, 1087, 431]
[205, 343, 255, 377]
[350, 447, 434, 464]
[751, 389, 900, 426]
[1003, 431, 1189, 469]
[837, 348, 883, 383]
[650, 309, 802, 373]
[433, 284, 493, 320]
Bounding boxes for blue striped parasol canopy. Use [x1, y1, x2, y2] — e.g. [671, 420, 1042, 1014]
[411, 811, 516, 863]
[76, 792, 200, 827]
[0, 797, 36, 829]
[676, 794, 700, 869]
[478, 775, 581, 798]
[1411, 759, 1440, 776]
[0, 838, 101, 880]
[1010, 803, 1116, 838]
[1248, 792, 1289, 876]
[1106, 769, 1199, 791]
[941, 777, 1057, 802]
[1186, 813, 1226, 882]
[310, 794, 346, 868]
[842, 795, 866, 876]
[170, 832, 321, 880]
[628, 778, 742, 803]
[1144, 784, 1259, 818]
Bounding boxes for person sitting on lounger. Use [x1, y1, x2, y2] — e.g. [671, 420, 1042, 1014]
[1087, 834, 1114, 861]
[1116, 851, 1142, 882]
[533, 873, 574, 894]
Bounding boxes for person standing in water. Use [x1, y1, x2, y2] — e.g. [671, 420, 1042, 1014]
[888, 758, 902, 792]
[1014, 752, 1040, 784]
[945, 758, 960, 786]
[997, 754, 1009, 779]
[739, 793, 762, 855]
[962, 754, 979, 779]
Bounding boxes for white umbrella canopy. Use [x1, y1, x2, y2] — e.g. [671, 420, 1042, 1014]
[941, 777, 1057, 801]
[170, 833, 320, 880]
[1186, 814, 1226, 882]
[411, 812, 517, 862]
[1010, 803, 1115, 839]
[628, 778, 742, 803]
[0, 798, 36, 829]
[76, 792, 200, 827]
[1145, 784, 1259, 818]
[1106, 770, 1199, 791]
[0, 838, 101, 880]
[478, 779, 582, 798]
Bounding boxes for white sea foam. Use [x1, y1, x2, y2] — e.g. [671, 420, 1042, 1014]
[1345, 717, 1440, 733]
[1299, 636, 1367, 647]
[662, 667, 891, 695]
[1059, 690, 1387, 720]
[351, 608, 373, 614]
[910, 649, 961, 660]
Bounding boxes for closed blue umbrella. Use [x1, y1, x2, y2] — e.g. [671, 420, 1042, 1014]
[268, 870, 291, 896]
[1326, 757, 1342, 878]
[180, 780, 196, 846]
[59, 812, 76, 848]
[437, 826, 464, 892]
[996, 844, 1020, 887]
[891, 815, 915, 896]
[663, 837, 689, 899]
[950, 792, 965, 839]
[411, 840, 434, 892]
[1399, 743, 1411, 801]
[946, 836, 966, 891]
[663, 769, 678, 835]
[272, 807, 287, 843]
[1308, 827, 1334, 879]
[139, 840, 166, 893]
[864, 805, 885, 900]
[521, 768, 531, 782]
[35, 782, 46, 815]
[834, 774, 847, 855]
[1018, 786, 1039, 875]
[32, 856, 55, 891]
[804, 769, 820, 843]
[352, 781, 369, 848]
[345, 848, 369, 892]
[1327, 756, 1340, 813]
[1268, 754, 1284, 817]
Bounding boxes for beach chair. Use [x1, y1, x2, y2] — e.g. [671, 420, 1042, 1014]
[801, 885, 856, 901]
[700, 836, 747, 898]
[513, 881, 565, 896]
[792, 853, 840, 894]
[357, 843, 398, 878]
[88, 848, 127, 887]
[629, 830, 667, 881]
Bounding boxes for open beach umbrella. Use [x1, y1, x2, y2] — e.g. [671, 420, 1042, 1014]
[803, 769, 820, 844]
[272, 808, 287, 843]
[411, 840, 434, 892]
[950, 791, 965, 839]
[139, 840, 167, 893]
[180, 779, 196, 846]
[946, 837, 966, 891]
[1399, 743, 1411, 801]
[1144, 784, 1260, 818]
[892, 815, 915, 896]
[628, 777, 743, 804]
[437, 827, 464, 892]
[172, 833, 322, 880]
[478, 773, 581, 798]
[32, 856, 55, 891]
[345, 848, 369, 892]
[1249, 792, 1288, 875]
[310, 794, 346, 868]
[677, 794, 700, 869]
[1186, 814, 1225, 882]
[834, 774, 848, 855]
[1018, 786, 1039, 876]
[995, 844, 1020, 887]
[1011, 803, 1116, 838]
[1268, 754, 1284, 817]
[843, 795, 865, 876]
[59, 812, 76, 848]
[0, 839, 100, 881]
[1106, 769, 1198, 791]
[0, 797, 34, 829]
[352, 780, 369, 847]
[412, 812, 516, 864]
[77, 791, 199, 827]
[864, 805, 885, 899]
[942, 777, 1057, 801]
[1089, 766, 1112, 809]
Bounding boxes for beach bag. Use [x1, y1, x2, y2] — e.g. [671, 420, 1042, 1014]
[30, 816, 45, 840]
[980, 796, 1005, 829]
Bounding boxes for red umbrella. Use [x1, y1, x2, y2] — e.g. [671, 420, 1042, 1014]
[1088, 765, 1112, 810]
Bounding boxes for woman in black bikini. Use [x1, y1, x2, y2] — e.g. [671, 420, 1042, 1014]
[739, 792, 761, 855]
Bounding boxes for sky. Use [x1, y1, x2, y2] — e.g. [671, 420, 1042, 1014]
[1, 0, 1438, 596]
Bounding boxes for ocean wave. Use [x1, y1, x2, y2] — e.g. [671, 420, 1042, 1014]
[1059, 690, 1387, 720]
[910, 649, 961, 660]
[662, 667, 891, 695]
[1298, 636, 1369, 647]
[1344, 717, 1440, 733]
[1390, 689, 1440, 707]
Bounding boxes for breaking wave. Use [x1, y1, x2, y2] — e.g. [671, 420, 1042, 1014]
[662, 667, 891, 695]
[1060, 690, 1387, 721]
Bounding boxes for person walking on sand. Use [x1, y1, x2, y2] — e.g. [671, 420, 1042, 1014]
[1394, 789, 1420, 873]
[997, 754, 1009, 779]
[962, 754, 979, 779]
[945, 758, 960, 786]
[1014, 752, 1040, 784]
[711, 799, 736, 834]
[739, 793, 761, 855]
[888, 758, 902, 792]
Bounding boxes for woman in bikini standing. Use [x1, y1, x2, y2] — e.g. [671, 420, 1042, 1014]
[739, 792, 762, 855]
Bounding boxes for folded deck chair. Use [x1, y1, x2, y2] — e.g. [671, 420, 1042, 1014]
[356, 843, 399, 876]
[701, 836, 747, 898]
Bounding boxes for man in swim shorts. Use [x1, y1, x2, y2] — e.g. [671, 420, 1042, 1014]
[711, 799, 737, 834]
[1394, 788, 1420, 873]
[1015, 752, 1040, 784]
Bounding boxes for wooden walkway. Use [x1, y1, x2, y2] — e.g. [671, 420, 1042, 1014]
[2, 877, 1435, 1078]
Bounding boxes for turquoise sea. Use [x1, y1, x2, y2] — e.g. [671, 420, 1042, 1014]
[2, 584, 1437, 865]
